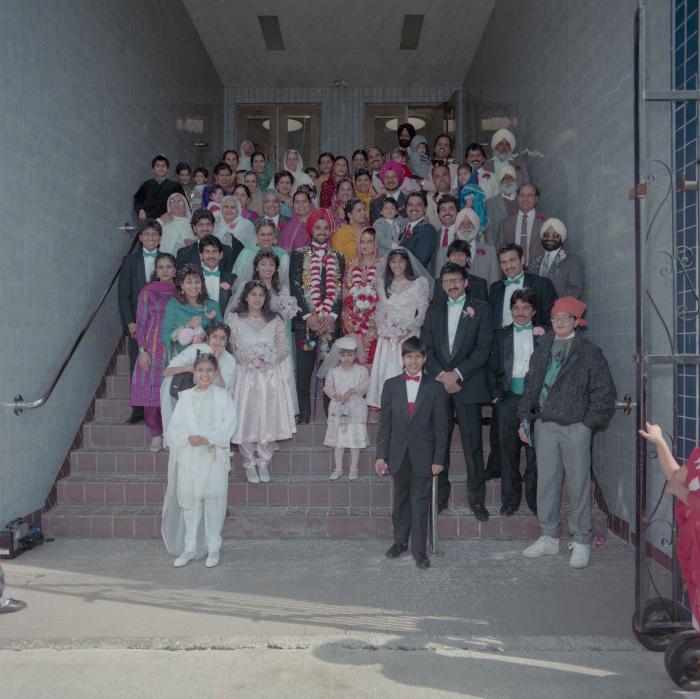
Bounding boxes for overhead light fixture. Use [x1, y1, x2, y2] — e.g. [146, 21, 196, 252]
[400, 15, 424, 50]
[385, 117, 426, 132]
[259, 15, 285, 50]
[262, 118, 304, 133]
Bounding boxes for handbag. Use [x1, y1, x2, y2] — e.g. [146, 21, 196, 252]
[169, 350, 199, 399]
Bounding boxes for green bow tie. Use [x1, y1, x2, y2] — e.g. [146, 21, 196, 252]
[447, 295, 466, 307]
[204, 268, 220, 277]
[514, 322, 533, 332]
[504, 273, 524, 286]
[143, 250, 157, 258]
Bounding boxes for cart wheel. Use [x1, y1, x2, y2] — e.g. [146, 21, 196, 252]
[664, 631, 700, 690]
[632, 597, 689, 652]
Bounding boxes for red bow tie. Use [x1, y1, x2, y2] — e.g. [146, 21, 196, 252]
[404, 373, 420, 382]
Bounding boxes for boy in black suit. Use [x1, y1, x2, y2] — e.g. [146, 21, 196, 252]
[133, 155, 184, 220]
[117, 219, 162, 423]
[198, 235, 237, 315]
[375, 337, 451, 570]
[175, 208, 242, 274]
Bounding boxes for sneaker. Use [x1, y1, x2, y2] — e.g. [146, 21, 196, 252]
[257, 463, 271, 483]
[0, 598, 27, 614]
[149, 436, 162, 453]
[173, 551, 195, 568]
[244, 466, 260, 483]
[522, 535, 560, 558]
[329, 467, 343, 480]
[348, 467, 358, 481]
[568, 542, 591, 568]
[205, 551, 220, 568]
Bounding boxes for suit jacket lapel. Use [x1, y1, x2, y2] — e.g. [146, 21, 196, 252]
[437, 304, 451, 366]
[135, 252, 146, 289]
[504, 325, 514, 381]
[450, 305, 469, 359]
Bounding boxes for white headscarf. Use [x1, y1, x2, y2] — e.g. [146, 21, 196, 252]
[158, 193, 192, 255]
[238, 140, 255, 171]
[283, 149, 314, 192]
[214, 195, 256, 248]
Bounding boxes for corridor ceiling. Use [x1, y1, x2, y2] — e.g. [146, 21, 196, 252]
[182, 0, 495, 87]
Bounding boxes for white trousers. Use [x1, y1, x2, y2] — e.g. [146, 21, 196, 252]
[240, 442, 275, 469]
[182, 496, 226, 554]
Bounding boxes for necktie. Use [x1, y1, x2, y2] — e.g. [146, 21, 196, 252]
[519, 213, 529, 263]
[442, 227, 449, 247]
[447, 295, 466, 307]
[504, 273, 524, 286]
[204, 268, 220, 277]
[143, 250, 157, 258]
[514, 322, 533, 332]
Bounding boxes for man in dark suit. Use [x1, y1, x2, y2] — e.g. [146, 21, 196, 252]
[422, 262, 495, 521]
[197, 235, 237, 315]
[175, 209, 242, 274]
[290, 209, 345, 423]
[431, 240, 488, 306]
[488, 288, 542, 516]
[495, 184, 545, 267]
[261, 190, 292, 237]
[133, 155, 184, 220]
[117, 220, 163, 423]
[370, 162, 408, 222]
[488, 243, 557, 330]
[397, 191, 436, 268]
[375, 336, 450, 570]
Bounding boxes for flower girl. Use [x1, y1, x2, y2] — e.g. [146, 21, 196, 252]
[319, 335, 369, 480]
[161, 353, 237, 569]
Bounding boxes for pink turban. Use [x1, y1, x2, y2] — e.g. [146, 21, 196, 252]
[306, 207, 335, 235]
[454, 206, 480, 232]
[379, 161, 405, 186]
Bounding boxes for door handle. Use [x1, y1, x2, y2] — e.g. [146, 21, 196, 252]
[615, 393, 636, 415]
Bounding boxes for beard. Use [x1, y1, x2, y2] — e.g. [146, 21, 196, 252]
[500, 182, 517, 196]
[399, 138, 412, 148]
[495, 150, 510, 162]
[541, 240, 561, 252]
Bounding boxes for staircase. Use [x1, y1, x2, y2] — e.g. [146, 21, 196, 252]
[42, 347, 608, 540]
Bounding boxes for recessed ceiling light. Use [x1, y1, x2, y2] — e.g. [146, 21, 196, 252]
[259, 15, 285, 51]
[400, 15, 424, 50]
[385, 117, 426, 131]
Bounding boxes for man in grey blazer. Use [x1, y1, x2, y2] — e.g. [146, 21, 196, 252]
[495, 183, 546, 267]
[484, 165, 520, 244]
[483, 128, 530, 188]
[528, 218, 583, 299]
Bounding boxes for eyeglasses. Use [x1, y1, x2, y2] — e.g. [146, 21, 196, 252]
[551, 314, 575, 323]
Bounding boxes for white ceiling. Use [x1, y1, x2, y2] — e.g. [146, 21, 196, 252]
[183, 0, 495, 88]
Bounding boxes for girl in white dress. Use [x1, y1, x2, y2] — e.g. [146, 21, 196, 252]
[161, 353, 236, 569]
[227, 281, 297, 484]
[366, 248, 429, 408]
[320, 335, 369, 481]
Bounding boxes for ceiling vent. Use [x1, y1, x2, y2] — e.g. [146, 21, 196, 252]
[258, 15, 285, 51]
[400, 15, 424, 50]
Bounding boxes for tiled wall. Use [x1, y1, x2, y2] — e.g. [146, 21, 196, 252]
[0, 0, 223, 524]
[224, 86, 462, 158]
[674, 0, 699, 460]
[465, 0, 674, 538]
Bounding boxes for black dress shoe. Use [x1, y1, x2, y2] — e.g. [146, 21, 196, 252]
[530, 507, 538, 517]
[0, 598, 26, 614]
[126, 408, 144, 424]
[437, 501, 448, 514]
[481, 416, 492, 426]
[385, 543, 408, 559]
[472, 504, 489, 522]
[499, 504, 517, 516]
[295, 412, 310, 425]
[483, 470, 501, 481]
[414, 554, 430, 570]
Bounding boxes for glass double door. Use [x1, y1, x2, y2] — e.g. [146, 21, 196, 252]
[236, 104, 321, 171]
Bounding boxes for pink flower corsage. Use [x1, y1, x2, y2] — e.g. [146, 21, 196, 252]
[402, 230, 413, 240]
[177, 328, 194, 345]
[476, 247, 486, 256]
[516, 165, 522, 171]
[206, 310, 217, 320]
[536, 213, 545, 221]
[483, 172, 491, 179]
[533, 326, 546, 336]
[192, 334, 203, 344]
[220, 282, 231, 291]
[462, 306, 476, 319]
[557, 249, 567, 261]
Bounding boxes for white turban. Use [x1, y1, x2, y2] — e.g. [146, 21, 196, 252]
[540, 218, 567, 243]
[497, 164, 516, 182]
[491, 129, 516, 152]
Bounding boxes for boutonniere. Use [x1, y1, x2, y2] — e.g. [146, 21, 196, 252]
[462, 306, 476, 319]
[482, 172, 491, 179]
[533, 326, 546, 336]
[515, 164, 522, 171]
[536, 213, 545, 221]
[557, 249, 567, 262]
[476, 247, 486, 256]
[402, 229, 413, 240]
[205, 310, 217, 320]
[220, 282, 231, 291]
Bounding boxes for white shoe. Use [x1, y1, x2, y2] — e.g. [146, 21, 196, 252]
[329, 467, 343, 480]
[205, 551, 220, 568]
[173, 551, 195, 568]
[257, 463, 271, 483]
[348, 468, 358, 481]
[150, 436, 162, 453]
[568, 542, 591, 568]
[522, 536, 560, 558]
[244, 466, 260, 483]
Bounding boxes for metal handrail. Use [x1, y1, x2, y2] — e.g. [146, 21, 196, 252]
[2, 224, 138, 415]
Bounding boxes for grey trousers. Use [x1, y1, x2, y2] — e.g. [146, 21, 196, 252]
[0, 563, 5, 602]
[534, 420, 593, 545]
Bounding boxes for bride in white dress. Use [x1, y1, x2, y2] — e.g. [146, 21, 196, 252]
[366, 248, 429, 408]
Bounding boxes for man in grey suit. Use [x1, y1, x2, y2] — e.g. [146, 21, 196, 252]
[484, 165, 520, 243]
[529, 218, 583, 299]
[495, 183, 545, 267]
[375, 337, 451, 570]
[483, 128, 530, 188]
